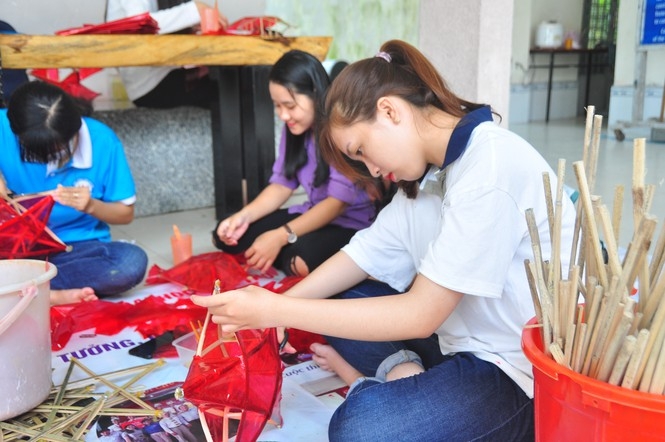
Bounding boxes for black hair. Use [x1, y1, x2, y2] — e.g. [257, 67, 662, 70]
[269, 50, 331, 187]
[7, 80, 93, 164]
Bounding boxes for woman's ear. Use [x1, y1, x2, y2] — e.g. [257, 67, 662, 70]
[376, 97, 400, 124]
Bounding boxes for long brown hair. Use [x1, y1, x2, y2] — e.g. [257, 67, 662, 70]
[319, 39, 485, 199]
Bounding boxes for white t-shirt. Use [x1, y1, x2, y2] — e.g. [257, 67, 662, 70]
[343, 121, 577, 397]
[105, 0, 201, 101]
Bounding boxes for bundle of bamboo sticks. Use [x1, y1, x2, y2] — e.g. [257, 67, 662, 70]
[525, 106, 665, 395]
[0, 359, 163, 441]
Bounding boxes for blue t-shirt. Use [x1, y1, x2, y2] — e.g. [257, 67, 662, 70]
[0, 110, 136, 243]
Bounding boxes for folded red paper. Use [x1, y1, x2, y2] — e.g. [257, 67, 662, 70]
[55, 12, 159, 36]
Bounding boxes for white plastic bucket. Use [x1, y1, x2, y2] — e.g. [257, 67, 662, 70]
[0, 260, 56, 421]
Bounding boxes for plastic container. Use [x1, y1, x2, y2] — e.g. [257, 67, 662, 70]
[522, 317, 665, 441]
[170, 225, 192, 266]
[173, 331, 197, 367]
[536, 20, 564, 48]
[0, 260, 56, 420]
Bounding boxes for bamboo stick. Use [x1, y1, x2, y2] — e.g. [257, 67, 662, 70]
[595, 203, 623, 280]
[649, 222, 665, 287]
[573, 161, 608, 288]
[597, 311, 633, 382]
[608, 334, 636, 386]
[543, 172, 555, 245]
[641, 272, 665, 328]
[622, 329, 650, 389]
[580, 284, 605, 374]
[524, 260, 543, 326]
[587, 114, 603, 193]
[526, 208, 553, 353]
[582, 105, 595, 172]
[612, 185, 624, 244]
[639, 310, 665, 393]
[572, 322, 588, 373]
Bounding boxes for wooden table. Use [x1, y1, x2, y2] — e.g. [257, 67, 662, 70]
[0, 34, 332, 219]
[529, 47, 609, 122]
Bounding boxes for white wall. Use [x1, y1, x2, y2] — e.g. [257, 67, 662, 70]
[0, 1, 264, 34]
[508, 0, 665, 124]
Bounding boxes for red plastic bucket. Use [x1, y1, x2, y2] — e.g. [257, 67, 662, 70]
[522, 317, 665, 441]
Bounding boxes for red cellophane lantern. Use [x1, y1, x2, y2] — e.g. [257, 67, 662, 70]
[0, 195, 67, 259]
[182, 300, 283, 442]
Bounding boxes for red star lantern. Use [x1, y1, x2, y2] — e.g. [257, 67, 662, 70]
[182, 308, 283, 442]
[31, 68, 102, 101]
[0, 195, 67, 259]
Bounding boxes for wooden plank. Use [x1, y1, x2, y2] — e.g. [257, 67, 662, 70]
[0, 34, 332, 69]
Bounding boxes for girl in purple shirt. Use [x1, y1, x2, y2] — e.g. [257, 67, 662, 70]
[212, 50, 378, 276]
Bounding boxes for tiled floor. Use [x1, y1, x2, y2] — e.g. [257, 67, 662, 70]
[112, 117, 665, 280]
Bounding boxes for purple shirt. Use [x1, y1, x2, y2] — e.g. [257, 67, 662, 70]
[269, 127, 375, 230]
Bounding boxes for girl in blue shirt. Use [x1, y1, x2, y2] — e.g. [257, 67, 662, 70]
[0, 81, 148, 305]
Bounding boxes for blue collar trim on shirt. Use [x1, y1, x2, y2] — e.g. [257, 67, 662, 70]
[441, 105, 493, 169]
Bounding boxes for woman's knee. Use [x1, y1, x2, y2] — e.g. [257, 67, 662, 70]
[288, 256, 310, 276]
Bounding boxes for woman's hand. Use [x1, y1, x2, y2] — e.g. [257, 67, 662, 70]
[244, 228, 286, 273]
[0, 173, 8, 198]
[191, 285, 279, 333]
[52, 184, 92, 213]
[216, 212, 251, 246]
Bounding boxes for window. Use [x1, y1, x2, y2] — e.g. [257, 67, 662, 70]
[582, 0, 620, 49]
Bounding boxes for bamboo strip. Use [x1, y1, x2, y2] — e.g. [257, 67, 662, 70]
[72, 396, 107, 440]
[524, 260, 543, 326]
[597, 311, 633, 382]
[591, 303, 626, 378]
[582, 106, 595, 172]
[564, 322, 576, 367]
[580, 284, 605, 374]
[612, 185, 624, 244]
[572, 323, 588, 373]
[69, 359, 158, 411]
[638, 308, 665, 392]
[608, 334, 636, 386]
[526, 209, 553, 353]
[595, 203, 623, 280]
[622, 329, 650, 389]
[649, 222, 665, 288]
[543, 172, 555, 246]
[636, 295, 665, 389]
[587, 114, 603, 193]
[632, 138, 646, 230]
[621, 215, 657, 302]
[641, 272, 665, 328]
[573, 161, 608, 288]
[648, 335, 665, 394]
[0, 423, 71, 442]
[549, 342, 567, 367]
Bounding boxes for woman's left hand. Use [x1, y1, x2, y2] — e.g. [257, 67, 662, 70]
[244, 229, 286, 274]
[191, 285, 279, 333]
[53, 184, 91, 212]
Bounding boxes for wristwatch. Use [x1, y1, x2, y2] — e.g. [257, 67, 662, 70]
[283, 223, 298, 244]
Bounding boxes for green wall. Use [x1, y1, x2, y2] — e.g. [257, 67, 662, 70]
[266, 0, 420, 62]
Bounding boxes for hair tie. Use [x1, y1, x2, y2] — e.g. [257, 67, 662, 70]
[375, 51, 391, 63]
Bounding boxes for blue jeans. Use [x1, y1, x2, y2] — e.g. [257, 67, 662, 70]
[326, 280, 534, 441]
[48, 240, 148, 297]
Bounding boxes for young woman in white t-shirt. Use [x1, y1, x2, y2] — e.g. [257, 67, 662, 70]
[192, 39, 577, 441]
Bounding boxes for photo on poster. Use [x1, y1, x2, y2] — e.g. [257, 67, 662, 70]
[84, 381, 228, 442]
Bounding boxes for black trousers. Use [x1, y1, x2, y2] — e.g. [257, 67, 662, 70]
[212, 209, 357, 275]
